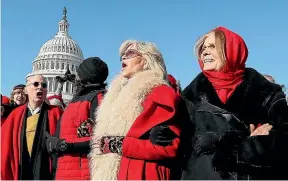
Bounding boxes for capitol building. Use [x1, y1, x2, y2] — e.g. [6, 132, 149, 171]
[26, 7, 83, 103]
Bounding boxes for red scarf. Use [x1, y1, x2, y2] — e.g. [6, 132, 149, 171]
[200, 27, 248, 104]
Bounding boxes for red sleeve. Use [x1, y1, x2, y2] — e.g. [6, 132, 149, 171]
[122, 132, 180, 160]
[1, 109, 22, 180]
[48, 106, 62, 135]
[121, 85, 182, 161]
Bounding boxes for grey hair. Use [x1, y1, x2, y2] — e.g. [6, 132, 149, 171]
[26, 74, 47, 84]
[119, 40, 167, 80]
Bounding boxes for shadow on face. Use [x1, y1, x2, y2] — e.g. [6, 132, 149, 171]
[120, 44, 145, 79]
[25, 75, 48, 106]
[13, 89, 27, 105]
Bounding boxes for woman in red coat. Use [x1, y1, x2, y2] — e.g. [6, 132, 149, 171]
[89, 40, 183, 180]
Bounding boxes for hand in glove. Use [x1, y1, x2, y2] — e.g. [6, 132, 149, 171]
[149, 125, 177, 146]
[45, 132, 68, 154]
[91, 136, 124, 155]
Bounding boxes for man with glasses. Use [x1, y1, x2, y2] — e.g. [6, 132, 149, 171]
[1, 74, 62, 180]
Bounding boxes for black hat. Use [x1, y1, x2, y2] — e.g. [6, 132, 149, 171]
[13, 84, 25, 90]
[77, 57, 108, 84]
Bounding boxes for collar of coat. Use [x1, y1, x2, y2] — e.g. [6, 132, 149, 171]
[89, 70, 168, 180]
[183, 68, 282, 111]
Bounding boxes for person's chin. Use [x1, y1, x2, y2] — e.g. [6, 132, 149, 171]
[203, 65, 216, 71]
[34, 98, 44, 103]
[121, 71, 130, 78]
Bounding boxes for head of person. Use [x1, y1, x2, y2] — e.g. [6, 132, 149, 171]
[24, 74, 48, 107]
[263, 74, 276, 83]
[47, 95, 65, 110]
[10, 84, 27, 106]
[263, 74, 286, 92]
[168, 74, 181, 94]
[194, 26, 248, 73]
[119, 40, 167, 79]
[77, 57, 109, 86]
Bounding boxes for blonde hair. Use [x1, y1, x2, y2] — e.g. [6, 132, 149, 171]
[194, 29, 227, 71]
[119, 40, 167, 79]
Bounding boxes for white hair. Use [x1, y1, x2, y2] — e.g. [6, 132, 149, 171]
[119, 40, 167, 80]
[26, 74, 47, 84]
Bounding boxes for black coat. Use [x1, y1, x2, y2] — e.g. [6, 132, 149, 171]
[181, 68, 288, 180]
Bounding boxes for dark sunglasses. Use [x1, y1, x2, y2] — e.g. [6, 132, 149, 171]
[120, 49, 142, 61]
[26, 81, 47, 89]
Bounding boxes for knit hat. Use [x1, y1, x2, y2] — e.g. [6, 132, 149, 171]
[13, 84, 25, 90]
[77, 57, 108, 84]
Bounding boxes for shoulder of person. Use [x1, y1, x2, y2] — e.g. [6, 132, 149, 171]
[48, 105, 63, 114]
[144, 84, 180, 108]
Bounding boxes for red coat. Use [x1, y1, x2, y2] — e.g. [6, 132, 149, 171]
[118, 85, 182, 180]
[1, 117, 7, 126]
[1, 104, 62, 180]
[56, 92, 103, 180]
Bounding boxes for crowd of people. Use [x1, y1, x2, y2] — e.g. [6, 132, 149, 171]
[1, 26, 288, 180]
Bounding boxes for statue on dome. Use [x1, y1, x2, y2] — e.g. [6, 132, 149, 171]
[63, 7, 67, 20]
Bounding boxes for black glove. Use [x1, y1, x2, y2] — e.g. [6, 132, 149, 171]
[45, 132, 68, 154]
[149, 125, 177, 146]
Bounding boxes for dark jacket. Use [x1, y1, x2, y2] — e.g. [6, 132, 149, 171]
[181, 68, 288, 180]
[1, 103, 62, 180]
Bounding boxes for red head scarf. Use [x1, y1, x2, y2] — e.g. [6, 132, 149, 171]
[199, 26, 248, 104]
[1, 95, 10, 105]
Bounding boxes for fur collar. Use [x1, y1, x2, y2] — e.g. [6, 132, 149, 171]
[182, 68, 282, 123]
[89, 71, 168, 180]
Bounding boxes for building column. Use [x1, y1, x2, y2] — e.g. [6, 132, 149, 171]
[63, 82, 67, 93]
[47, 77, 50, 92]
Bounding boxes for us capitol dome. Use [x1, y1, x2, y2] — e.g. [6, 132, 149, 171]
[26, 7, 84, 103]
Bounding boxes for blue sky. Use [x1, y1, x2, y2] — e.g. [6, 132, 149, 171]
[2, 0, 288, 96]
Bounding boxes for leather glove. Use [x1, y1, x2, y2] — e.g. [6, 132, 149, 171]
[45, 132, 68, 154]
[149, 125, 177, 146]
[100, 136, 124, 155]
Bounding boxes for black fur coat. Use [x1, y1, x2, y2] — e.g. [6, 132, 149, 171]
[181, 68, 288, 180]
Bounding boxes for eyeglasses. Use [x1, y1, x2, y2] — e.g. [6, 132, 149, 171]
[26, 81, 47, 89]
[120, 49, 142, 61]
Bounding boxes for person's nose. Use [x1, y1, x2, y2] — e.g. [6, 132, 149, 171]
[202, 49, 210, 57]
